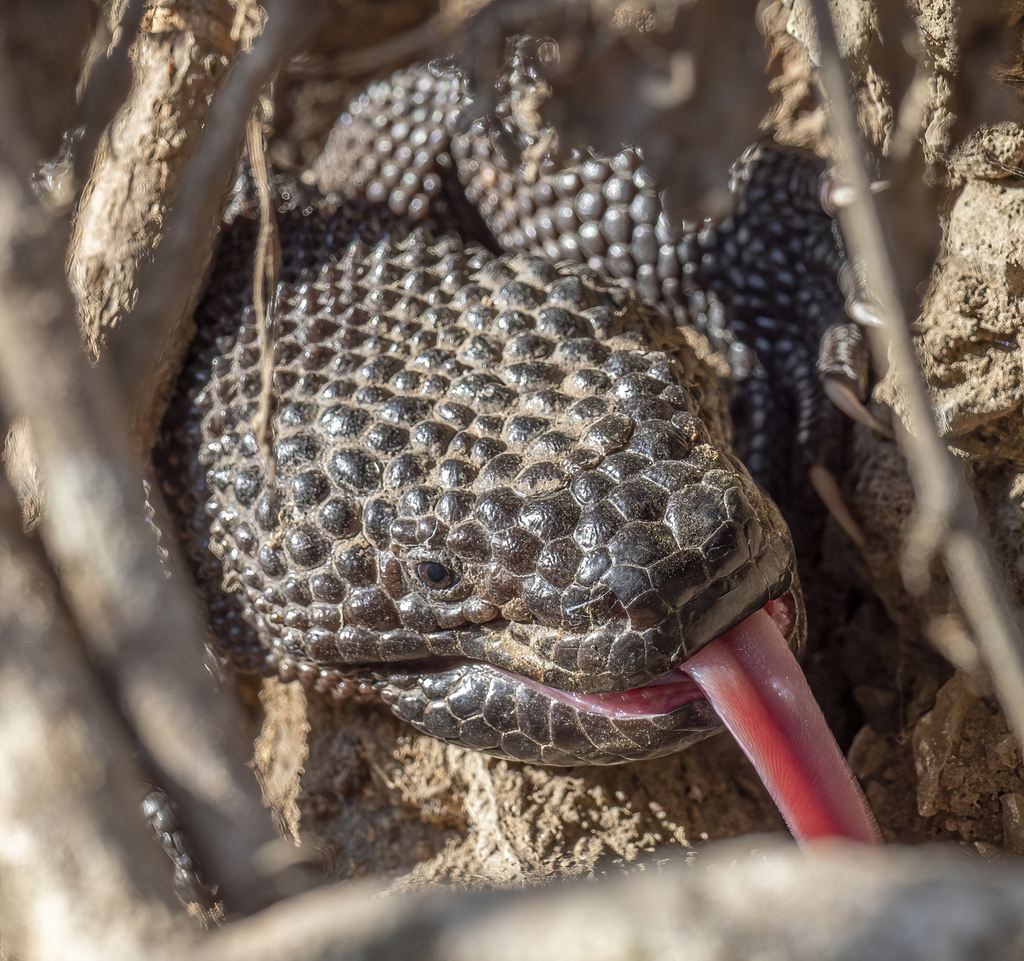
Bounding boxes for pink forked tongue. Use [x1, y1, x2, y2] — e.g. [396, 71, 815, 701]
[684, 607, 880, 846]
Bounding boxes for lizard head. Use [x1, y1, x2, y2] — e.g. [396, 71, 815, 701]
[194, 229, 802, 764]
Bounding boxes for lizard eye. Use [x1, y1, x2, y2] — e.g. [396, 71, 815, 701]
[417, 561, 459, 591]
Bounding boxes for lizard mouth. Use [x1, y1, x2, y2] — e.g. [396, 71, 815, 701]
[519, 666, 706, 718]
[525, 593, 797, 719]
[381, 591, 878, 846]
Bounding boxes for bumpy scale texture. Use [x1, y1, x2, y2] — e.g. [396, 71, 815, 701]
[315, 68, 461, 221]
[698, 145, 855, 486]
[158, 216, 798, 765]
[450, 43, 706, 357]
[317, 44, 707, 356]
[141, 789, 217, 909]
[315, 37, 862, 501]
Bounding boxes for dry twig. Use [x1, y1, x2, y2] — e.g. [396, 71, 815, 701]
[0, 431, 182, 961]
[807, 0, 1024, 746]
[69, 0, 244, 359]
[246, 110, 282, 484]
[111, 0, 327, 446]
[72, 0, 150, 190]
[286, 10, 446, 77]
[0, 5, 293, 916]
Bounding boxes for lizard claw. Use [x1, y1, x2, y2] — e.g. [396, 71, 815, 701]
[845, 295, 885, 328]
[809, 463, 866, 548]
[821, 374, 893, 438]
[820, 172, 891, 214]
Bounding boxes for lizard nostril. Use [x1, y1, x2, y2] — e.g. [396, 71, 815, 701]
[608, 599, 627, 620]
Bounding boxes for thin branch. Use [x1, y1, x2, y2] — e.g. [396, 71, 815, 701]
[0, 425, 183, 961]
[73, 0, 149, 188]
[246, 112, 280, 486]
[111, 0, 327, 447]
[0, 29, 290, 916]
[807, 0, 1024, 747]
[285, 12, 446, 78]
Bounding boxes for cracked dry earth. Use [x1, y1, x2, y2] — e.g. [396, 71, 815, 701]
[216, 0, 1024, 888]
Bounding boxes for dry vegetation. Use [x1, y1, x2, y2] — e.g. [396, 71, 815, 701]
[5, 0, 1024, 958]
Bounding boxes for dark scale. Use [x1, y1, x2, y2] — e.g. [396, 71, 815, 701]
[695, 145, 852, 517]
[140, 788, 218, 910]
[314, 36, 863, 517]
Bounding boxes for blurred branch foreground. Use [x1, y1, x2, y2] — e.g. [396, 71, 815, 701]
[4, 0, 1024, 958]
